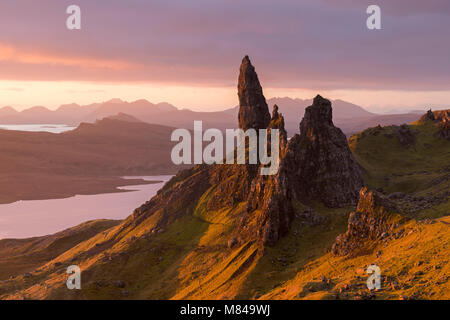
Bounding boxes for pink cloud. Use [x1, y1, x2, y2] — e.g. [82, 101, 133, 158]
[0, 0, 448, 91]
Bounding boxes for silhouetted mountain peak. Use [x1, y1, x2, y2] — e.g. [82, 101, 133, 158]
[0, 106, 19, 116]
[105, 98, 124, 104]
[104, 112, 143, 123]
[155, 102, 177, 111]
[21, 106, 52, 115]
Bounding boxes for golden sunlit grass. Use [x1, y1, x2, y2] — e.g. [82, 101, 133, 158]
[261, 216, 450, 300]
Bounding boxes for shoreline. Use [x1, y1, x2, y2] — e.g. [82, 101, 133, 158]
[0, 174, 172, 205]
[0, 175, 174, 240]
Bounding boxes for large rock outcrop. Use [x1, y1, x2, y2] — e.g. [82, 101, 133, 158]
[234, 94, 364, 245]
[238, 56, 271, 131]
[283, 95, 364, 207]
[332, 187, 405, 256]
[420, 109, 450, 123]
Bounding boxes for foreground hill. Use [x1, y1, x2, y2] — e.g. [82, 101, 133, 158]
[0, 118, 186, 204]
[349, 109, 450, 219]
[0, 58, 448, 300]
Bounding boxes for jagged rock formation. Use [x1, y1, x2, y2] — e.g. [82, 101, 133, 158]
[231, 102, 292, 245]
[133, 58, 364, 246]
[238, 56, 271, 131]
[420, 109, 450, 123]
[332, 187, 406, 256]
[420, 109, 450, 140]
[82, 58, 364, 248]
[234, 95, 363, 244]
[282, 95, 364, 207]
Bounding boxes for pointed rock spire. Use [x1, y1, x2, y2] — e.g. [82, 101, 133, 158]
[269, 104, 287, 148]
[299, 95, 333, 136]
[238, 56, 271, 130]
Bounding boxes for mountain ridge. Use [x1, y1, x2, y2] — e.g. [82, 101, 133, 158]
[0, 97, 426, 137]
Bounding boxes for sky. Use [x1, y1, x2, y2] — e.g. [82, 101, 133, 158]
[0, 0, 449, 112]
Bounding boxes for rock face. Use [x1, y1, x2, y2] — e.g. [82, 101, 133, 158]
[332, 187, 404, 256]
[238, 56, 271, 131]
[283, 95, 364, 207]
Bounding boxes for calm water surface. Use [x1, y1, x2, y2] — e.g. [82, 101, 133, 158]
[0, 175, 172, 239]
[0, 124, 76, 133]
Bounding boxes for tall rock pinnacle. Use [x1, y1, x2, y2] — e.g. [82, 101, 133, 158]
[238, 56, 271, 130]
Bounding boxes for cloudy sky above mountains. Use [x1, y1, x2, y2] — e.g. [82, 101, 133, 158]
[0, 0, 449, 112]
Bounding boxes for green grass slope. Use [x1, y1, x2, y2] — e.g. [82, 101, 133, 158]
[349, 120, 449, 219]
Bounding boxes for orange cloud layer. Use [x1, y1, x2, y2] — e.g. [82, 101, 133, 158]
[0, 43, 134, 70]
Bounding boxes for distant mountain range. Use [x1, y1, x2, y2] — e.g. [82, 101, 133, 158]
[0, 98, 426, 136]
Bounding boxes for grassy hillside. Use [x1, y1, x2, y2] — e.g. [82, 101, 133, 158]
[0, 220, 120, 281]
[262, 215, 450, 300]
[349, 121, 450, 219]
